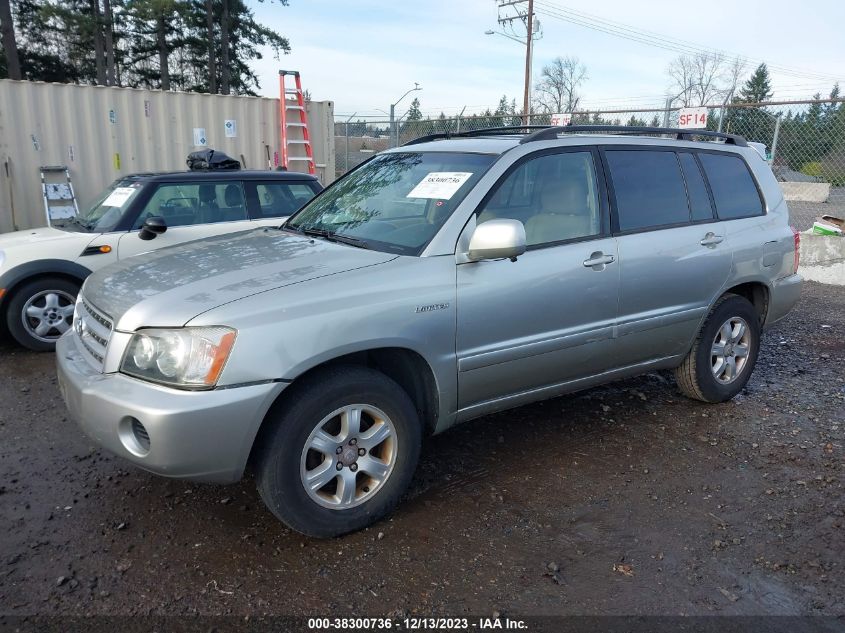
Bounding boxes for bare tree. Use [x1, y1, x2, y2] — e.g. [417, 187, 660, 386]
[0, 0, 21, 79]
[534, 56, 587, 114]
[666, 51, 746, 106]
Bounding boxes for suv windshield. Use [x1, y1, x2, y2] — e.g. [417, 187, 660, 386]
[54, 179, 144, 233]
[285, 152, 496, 255]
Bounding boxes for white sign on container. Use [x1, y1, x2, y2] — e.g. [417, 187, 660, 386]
[224, 119, 237, 138]
[193, 127, 208, 146]
[550, 113, 572, 126]
[678, 107, 708, 129]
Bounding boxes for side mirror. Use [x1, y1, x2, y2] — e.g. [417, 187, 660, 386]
[467, 219, 526, 262]
[138, 216, 167, 241]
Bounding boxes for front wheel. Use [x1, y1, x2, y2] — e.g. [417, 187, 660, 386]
[255, 365, 422, 538]
[6, 277, 80, 352]
[674, 294, 761, 403]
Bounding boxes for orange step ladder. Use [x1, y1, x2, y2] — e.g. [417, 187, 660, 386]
[278, 70, 316, 175]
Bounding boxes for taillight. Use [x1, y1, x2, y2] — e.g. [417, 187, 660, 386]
[791, 226, 800, 274]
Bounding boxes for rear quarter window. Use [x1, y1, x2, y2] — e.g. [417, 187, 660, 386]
[697, 153, 763, 219]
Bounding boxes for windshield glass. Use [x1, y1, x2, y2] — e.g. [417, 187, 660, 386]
[285, 152, 496, 255]
[55, 179, 144, 233]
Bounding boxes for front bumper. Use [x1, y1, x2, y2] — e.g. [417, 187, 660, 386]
[56, 333, 285, 483]
[765, 273, 803, 328]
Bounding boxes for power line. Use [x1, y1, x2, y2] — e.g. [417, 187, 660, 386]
[533, 1, 844, 83]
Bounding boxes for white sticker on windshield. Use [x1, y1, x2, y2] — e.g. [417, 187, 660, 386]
[102, 187, 136, 208]
[406, 172, 473, 200]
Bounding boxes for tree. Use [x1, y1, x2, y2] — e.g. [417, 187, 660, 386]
[204, 0, 215, 92]
[534, 56, 587, 114]
[737, 63, 773, 103]
[185, 0, 291, 95]
[2, 0, 291, 94]
[824, 83, 840, 119]
[0, 0, 22, 79]
[102, 0, 115, 84]
[723, 63, 774, 142]
[666, 51, 743, 107]
[124, 0, 188, 90]
[406, 97, 422, 121]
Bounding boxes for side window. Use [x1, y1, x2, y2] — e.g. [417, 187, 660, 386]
[678, 153, 715, 222]
[253, 182, 317, 219]
[133, 182, 247, 228]
[606, 150, 690, 232]
[477, 151, 601, 247]
[697, 153, 763, 219]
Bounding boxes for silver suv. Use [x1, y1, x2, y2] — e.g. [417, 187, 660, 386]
[56, 126, 802, 537]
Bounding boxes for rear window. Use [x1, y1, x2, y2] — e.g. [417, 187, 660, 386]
[606, 150, 689, 232]
[697, 153, 763, 219]
[253, 182, 317, 219]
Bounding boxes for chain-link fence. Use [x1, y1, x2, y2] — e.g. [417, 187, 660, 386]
[335, 98, 845, 229]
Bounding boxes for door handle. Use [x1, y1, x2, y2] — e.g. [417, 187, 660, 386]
[583, 252, 615, 269]
[700, 232, 724, 247]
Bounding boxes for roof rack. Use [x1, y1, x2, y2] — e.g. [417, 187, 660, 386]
[403, 125, 547, 146]
[402, 125, 747, 148]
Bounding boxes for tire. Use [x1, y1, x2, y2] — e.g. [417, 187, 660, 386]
[674, 294, 761, 403]
[255, 365, 422, 538]
[6, 277, 80, 352]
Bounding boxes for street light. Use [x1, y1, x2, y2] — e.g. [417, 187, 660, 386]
[389, 83, 422, 147]
[485, 29, 524, 44]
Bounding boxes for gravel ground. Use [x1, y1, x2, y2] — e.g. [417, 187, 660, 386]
[789, 187, 845, 231]
[0, 282, 843, 618]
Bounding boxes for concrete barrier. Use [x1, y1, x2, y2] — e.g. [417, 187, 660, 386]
[799, 231, 844, 285]
[781, 181, 831, 203]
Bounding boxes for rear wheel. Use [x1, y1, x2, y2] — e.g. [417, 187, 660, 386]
[6, 277, 79, 351]
[674, 294, 760, 403]
[255, 365, 422, 538]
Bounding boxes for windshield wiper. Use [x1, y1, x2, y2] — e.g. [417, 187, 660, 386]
[56, 216, 94, 231]
[296, 226, 369, 250]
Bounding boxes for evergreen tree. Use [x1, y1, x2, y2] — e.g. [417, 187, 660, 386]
[737, 63, 773, 103]
[1, 0, 290, 94]
[724, 63, 774, 143]
[406, 97, 421, 121]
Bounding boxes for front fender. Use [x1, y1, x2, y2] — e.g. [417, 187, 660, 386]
[0, 259, 93, 305]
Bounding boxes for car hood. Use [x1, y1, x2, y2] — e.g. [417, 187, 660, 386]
[82, 228, 398, 331]
[0, 226, 91, 250]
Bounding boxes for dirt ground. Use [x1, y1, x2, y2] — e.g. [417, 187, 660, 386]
[0, 282, 842, 619]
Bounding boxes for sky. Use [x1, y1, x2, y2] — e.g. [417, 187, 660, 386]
[247, 0, 845, 121]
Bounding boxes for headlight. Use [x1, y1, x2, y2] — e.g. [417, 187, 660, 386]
[120, 327, 236, 389]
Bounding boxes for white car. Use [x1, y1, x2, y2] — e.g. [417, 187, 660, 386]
[0, 170, 321, 350]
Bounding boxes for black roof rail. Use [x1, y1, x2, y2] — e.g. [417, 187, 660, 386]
[402, 125, 549, 146]
[401, 125, 747, 147]
[520, 125, 747, 146]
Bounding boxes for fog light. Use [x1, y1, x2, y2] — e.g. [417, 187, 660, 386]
[118, 416, 150, 456]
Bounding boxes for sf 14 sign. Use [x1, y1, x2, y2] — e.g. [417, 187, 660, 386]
[550, 112, 572, 126]
[678, 107, 708, 129]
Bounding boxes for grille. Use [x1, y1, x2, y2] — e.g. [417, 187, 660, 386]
[131, 418, 150, 452]
[74, 296, 113, 369]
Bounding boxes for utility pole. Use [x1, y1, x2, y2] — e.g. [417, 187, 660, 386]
[494, 0, 540, 125]
[522, 0, 534, 124]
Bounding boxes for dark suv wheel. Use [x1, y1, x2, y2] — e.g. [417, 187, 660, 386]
[674, 294, 761, 403]
[6, 277, 80, 352]
[255, 365, 422, 538]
